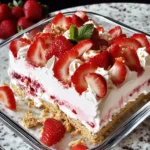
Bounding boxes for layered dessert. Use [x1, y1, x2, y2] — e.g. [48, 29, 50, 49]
[3, 11, 150, 147]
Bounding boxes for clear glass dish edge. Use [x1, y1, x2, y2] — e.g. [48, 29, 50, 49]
[0, 11, 150, 150]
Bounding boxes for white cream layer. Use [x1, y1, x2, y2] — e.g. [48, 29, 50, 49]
[8, 47, 150, 134]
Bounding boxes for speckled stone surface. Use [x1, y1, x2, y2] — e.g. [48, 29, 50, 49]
[0, 3, 150, 150]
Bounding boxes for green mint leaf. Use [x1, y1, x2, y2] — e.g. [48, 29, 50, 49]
[69, 25, 78, 42]
[77, 24, 94, 41]
[13, 0, 18, 6]
[18, 0, 24, 7]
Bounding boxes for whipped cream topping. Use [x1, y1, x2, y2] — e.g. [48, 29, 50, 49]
[17, 45, 30, 58]
[46, 56, 57, 71]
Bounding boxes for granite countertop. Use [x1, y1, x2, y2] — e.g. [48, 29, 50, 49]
[0, 3, 150, 150]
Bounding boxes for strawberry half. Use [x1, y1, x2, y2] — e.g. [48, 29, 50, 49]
[75, 11, 88, 22]
[85, 73, 107, 98]
[53, 50, 78, 85]
[72, 14, 84, 28]
[35, 33, 55, 46]
[52, 12, 71, 29]
[109, 60, 127, 86]
[108, 43, 124, 63]
[10, 38, 31, 58]
[123, 47, 142, 72]
[71, 144, 88, 150]
[89, 51, 111, 69]
[0, 86, 16, 110]
[108, 26, 122, 39]
[114, 37, 141, 51]
[46, 35, 74, 60]
[131, 33, 149, 49]
[40, 118, 66, 146]
[72, 39, 93, 56]
[27, 37, 48, 67]
[71, 63, 97, 94]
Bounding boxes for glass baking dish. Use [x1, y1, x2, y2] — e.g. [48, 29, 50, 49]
[0, 11, 150, 150]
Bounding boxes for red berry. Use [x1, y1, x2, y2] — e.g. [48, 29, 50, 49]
[40, 118, 66, 146]
[46, 35, 74, 60]
[0, 20, 17, 39]
[85, 73, 107, 98]
[27, 37, 48, 67]
[10, 38, 31, 58]
[0, 86, 16, 110]
[71, 144, 88, 150]
[53, 50, 78, 85]
[108, 26, 122, 39]
[75, 11, 88, 22]
[23, 0, 42, 21]
[18, 17, 34, 29]
[71, 63, 97, 94]
[123, 47, 142, 72]
[12, 6, 24, 19]
[0, 4, 12, 21]
[89, 51, 111, 69]
[110, 60, 127, 86]
[72, 14, 84, 27]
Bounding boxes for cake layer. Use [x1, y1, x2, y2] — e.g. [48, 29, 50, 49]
[8, 47, 150, 134]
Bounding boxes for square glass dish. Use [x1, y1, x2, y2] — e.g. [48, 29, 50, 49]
[0, 11, 150, 150]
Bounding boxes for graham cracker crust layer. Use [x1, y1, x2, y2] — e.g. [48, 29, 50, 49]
[11, 83, 150, 145]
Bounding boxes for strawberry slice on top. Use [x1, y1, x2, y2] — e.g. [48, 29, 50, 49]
[89, 51, 111, 69]
[108, 26, 122, 39]
[27, 37, 48, 67]
[114, 37, 141, 51]
[53, 50, 78, 85]
[71, 63, 97, 94]
[131, 33, 149, 49]
[46, 35, 74, 60]
[10, 38, 31, 58]
[108, 43, 124, 64]
[72, 14, 84, 28]
[0, 86, 16, 110]
[109, 60, 127, 86]
[52, 12, 71, 30]
[71, 144, 88, 150]
[85, 73, 107, 98]
[75, 11, 89, 22]
[123, 47, 142, 72]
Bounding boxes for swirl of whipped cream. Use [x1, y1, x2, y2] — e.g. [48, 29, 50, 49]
[137, 47, 150, 67]
[46, 56, 57, 71]
[17, 45, 30, 58]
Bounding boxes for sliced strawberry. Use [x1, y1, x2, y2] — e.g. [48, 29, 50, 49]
[53, 50, 78, 85]
[89, 51, 111, 69]
[72, 14, 84, 27]
[27, 37, 48, 67]
[75, 11, 88, 22]
[97, 26, 104, 33]
[40, 118, 66, 146]
[9, 38, 31, 58]
[46, 35, 74, 60]
[71, 144, 88, 150]
[85, 73, 107, 98]
[131, 33, 149, 49]
[72, 39, 93, 56]
[146, 46, 150, 54]
[114, 37, 141, 51]
[35, 33, 55, 46]
[43, 23, 53, 33]
[111, 34, 127, 44]
[123, 47, 142, 72]
[109, 60, 127, 86]
[91, 28, 109, 50]
[108, 43, 124, 63]
[0, 86, 16, 110]
[52, 12, 70, 29]
[108, 26, 122, 39]
[71, 63, 97, 94]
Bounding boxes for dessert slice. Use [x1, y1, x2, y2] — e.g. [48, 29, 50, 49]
[8, 11, 150, 145]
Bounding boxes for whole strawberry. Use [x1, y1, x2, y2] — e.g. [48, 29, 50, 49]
[23, 0, 42, 21]
[18, 17, 34, 29]
[0, 20, 17, 39]
[40, 118, 66, 146]
[12, 6, 24, 19]
[0, 4, 12, 21]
